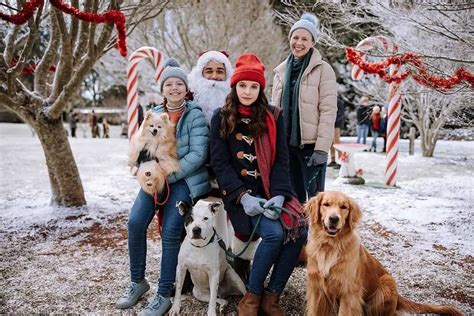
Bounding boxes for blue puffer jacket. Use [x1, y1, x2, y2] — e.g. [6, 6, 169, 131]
[152, 101, 210, 199]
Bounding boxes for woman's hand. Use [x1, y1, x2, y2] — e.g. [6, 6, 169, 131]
[240, 193, 267, 216]
[307, 150, 328, 166]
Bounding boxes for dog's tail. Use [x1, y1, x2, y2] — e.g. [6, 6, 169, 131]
[397, 295, 464, 316]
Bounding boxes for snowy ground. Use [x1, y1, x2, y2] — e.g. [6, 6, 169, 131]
[0, 123, 473, 314]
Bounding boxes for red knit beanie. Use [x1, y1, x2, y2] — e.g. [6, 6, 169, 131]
[230, 54, 266, 89]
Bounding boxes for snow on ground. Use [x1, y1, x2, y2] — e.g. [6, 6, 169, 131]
[0, 123, 473, 314]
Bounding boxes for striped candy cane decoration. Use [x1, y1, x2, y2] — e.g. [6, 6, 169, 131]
[127, 47, 165, 139]
[351, 36, 401, 186]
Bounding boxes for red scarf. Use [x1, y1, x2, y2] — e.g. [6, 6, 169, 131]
[239, 105, 306, 241]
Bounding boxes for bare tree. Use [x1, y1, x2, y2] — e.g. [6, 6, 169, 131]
[0, 0, 168, 207]
[401, 84, 472, 157]
[126, 0, 287, 91]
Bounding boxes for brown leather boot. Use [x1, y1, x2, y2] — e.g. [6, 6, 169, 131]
[238, 292, 261, 316]
[260, 291, 284, 316]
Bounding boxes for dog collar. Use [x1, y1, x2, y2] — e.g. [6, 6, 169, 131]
[190, 228, 217, 248]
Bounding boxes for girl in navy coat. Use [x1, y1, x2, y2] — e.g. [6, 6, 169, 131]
[116, 59, 210, 316]
[210, 54, 307, 315]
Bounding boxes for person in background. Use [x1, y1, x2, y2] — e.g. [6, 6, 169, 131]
[69, 110, 78, 138]
[90, 109, 99, 138]
[328, 96, 346, 169]
[356, 96, 371, 145]
[380, 106, 388, 153]
[272, 13, 337, 203]
[103, 117, 110, 139]
[370, 105, 381, 152]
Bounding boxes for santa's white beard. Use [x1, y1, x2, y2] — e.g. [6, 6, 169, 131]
[191, 79, 230, 124]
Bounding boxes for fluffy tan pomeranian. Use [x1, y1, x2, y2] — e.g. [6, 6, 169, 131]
[128, 111, 179, 195]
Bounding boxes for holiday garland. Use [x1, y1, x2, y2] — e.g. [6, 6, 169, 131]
[346, 47, 474, 90]
[0, 0, 127, 57]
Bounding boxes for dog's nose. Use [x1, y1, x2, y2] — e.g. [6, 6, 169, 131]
[329, 215, 339, 225]
[145, 171, 151, 177]
[192, 227, 201, 235]
[152, 129, 158, 135]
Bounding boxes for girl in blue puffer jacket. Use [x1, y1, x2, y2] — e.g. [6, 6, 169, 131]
[116, 59, 210, 316]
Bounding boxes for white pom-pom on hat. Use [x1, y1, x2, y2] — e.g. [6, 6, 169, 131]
[301, 13, 319, 28]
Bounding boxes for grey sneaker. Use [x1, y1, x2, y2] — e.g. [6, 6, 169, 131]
[115, 279, 150, 309]
[138, 294, 171, 316]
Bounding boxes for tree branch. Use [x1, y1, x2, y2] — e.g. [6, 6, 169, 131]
[35, 10, 60, 96]
[50, 8, 73, 100]
[0, 91, 20, 109]
[73, 0, 93, 61]
[46, 55, 96, 119]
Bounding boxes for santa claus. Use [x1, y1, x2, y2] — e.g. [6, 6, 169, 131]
[188, 50, 233, 123]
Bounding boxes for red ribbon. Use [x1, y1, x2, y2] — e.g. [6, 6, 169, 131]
[0, 0, 128, 57]
[346, 47, 474, 90]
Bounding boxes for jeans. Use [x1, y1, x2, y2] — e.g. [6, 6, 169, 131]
[356, 124, 369, 144]
[127, 179, 191, 297]
[371, 129, 379, 150]
[247, 215, 307, 295]
[289, 145, 327, 203]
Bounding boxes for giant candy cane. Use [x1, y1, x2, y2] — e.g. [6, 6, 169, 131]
[351, 36, 401, 186]
[127, 47, 165, 139]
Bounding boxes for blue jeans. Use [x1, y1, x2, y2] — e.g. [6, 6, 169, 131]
[357, 124, 369, 144]
[127, 179, 191, 297]
[248, 215, 307, 295]
[289, 145, 327, 203]
[371, 129, 379, 150]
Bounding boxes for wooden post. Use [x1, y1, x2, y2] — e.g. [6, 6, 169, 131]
[409, 126, 416, 155]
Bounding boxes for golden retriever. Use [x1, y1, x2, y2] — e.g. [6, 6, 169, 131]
[305, 191, 463, 316]
[128, 111, 179, 195]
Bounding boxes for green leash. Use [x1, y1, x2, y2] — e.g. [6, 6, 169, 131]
[217, 203, 297, 259]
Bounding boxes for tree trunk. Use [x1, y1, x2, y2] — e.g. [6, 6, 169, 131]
[32, 116, 86, 206]
[420, 129, 438, 158]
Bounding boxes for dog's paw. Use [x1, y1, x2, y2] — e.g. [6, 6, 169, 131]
[207, 310, 217, 316]
[168, 304, 180, 316]
[130, 166, 138, 176]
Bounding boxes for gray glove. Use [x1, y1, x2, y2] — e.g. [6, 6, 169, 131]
[263, 195, 285, 208]
[307, 150, 328, 167]
[240, 193, 267, 217]
[262, 195, 285, 220]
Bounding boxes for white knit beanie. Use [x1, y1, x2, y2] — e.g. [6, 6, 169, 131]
[289, 13, 320, 42]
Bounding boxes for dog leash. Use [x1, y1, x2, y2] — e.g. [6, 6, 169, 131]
[217, 214, 263, 259]
[217, 204, 298, 258]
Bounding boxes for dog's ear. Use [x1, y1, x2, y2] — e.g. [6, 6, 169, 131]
[209, 201, 222, 214]
[176, 200, 192, 216]
[305, 192, 323, 226]
[348, 197, 362, 230]
[144, 111, 153, 123]
[160, 113, 170, 124]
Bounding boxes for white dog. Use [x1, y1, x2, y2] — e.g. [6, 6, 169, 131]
[169, 199, 246, 316]
[127, 111, 179, 195]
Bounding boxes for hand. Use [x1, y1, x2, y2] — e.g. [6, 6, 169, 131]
[263, 195, 285, 208]
[307, 150, 328, 167]
[130, 166, 138, 176]
[263, 208, 280, 220]
[240, 193, 267, 217]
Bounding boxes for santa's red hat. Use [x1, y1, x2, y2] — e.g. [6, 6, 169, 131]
[230, 54, 266, 89]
